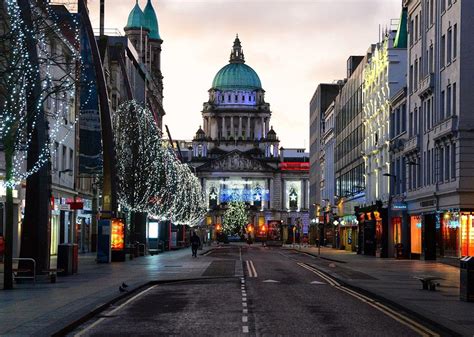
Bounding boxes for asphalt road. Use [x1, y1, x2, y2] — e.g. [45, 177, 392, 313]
[72, 245, 438, 337]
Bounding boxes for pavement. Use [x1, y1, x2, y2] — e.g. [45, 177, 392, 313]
[287, 245, 474, 336]
[0, 244, 230, 336]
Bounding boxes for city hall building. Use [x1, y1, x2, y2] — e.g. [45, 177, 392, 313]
[187, 36, 310, 242]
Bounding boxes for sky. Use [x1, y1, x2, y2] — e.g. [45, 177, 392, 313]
[88, 0, 403, 148]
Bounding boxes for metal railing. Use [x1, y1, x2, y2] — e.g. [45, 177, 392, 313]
[12, 258, 36, 284]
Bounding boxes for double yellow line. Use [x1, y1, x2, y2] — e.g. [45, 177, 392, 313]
[297, 262, 440, 337]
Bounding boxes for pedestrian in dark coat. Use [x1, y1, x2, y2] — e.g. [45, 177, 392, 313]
[191, 232, 201, 258]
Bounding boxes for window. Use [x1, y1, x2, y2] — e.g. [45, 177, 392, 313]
[409, 19, 414, 45]
[447, 27, 452, 64]
[453, 24, 458, 59]
[439, 148, 444, 182]
[69, 148, 73, 171]
[402, 104, 407, 132]
[447, 85, 452, 116]
[409, 65, 414, 92]
[440, 90, 445, 120]
[445, 145, 450, 181]
[429, 44, 434, 73]
[441, 35, 446, 67]
[62, 145, 67, 172]
[414, 60, 418, 91]
[54, 142, 59, 170]
[409, 111, 413, 137]
[441, 0, 446, 12]
[430, 0, 434, 25]
[453, 83, 457, 115]
[451, 143, 456, 179]
[415, 15, 419, 40]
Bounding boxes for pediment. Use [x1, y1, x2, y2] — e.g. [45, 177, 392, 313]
[198, 151, 275, 172]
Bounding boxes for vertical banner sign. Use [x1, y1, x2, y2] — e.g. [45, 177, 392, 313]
[97, 219, 111, 263]
[78, 18, 103, 175]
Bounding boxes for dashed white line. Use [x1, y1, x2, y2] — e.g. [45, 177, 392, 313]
[242, 326, 249, 333]
[242, 316, 248, 323]
[243, 309, 248, 314]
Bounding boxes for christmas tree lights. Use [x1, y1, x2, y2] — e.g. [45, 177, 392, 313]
[223, 201, 248, 234]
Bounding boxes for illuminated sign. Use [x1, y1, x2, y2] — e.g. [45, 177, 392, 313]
[279, 162, 310, 171]
[111, 219, 125, 250]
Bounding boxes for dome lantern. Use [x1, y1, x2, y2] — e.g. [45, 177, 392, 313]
[212, 35, 262, 91]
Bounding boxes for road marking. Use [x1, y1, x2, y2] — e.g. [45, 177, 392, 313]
[297, 262, 440, 337]
[239, 247, 242, 261]
[242, 302, 247, 307]
[310, 280, 326, 285]
[242, 316, 248, 323]
[245, 260, 258, 278]
[242, 326, 249, 333]
[243, 309, 248, 314]
[262, 279, 279, 283]
[74, 285, 158, 336]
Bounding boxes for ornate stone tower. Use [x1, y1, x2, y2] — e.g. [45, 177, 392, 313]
[193, 35, 278, 159]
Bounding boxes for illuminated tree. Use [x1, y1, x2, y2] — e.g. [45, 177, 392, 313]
[0, 0, 80, 288]
[223, 202, 248, 235]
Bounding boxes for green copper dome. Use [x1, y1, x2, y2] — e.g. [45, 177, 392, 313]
[212, 63, 262, 90]
[143, 0, 161, 40]
[125, 1, 146, 30]
[212, 36, 262, 90]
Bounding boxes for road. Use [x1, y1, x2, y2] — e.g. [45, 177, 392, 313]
[71, 245, 441, 336]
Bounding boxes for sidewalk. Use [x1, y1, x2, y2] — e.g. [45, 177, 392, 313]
[0, 245, 224, 336]
[291, 245, 474, 336]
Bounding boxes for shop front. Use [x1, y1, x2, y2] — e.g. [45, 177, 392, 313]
[356, 203, 388, 257]
[438, 211, 474, 258]
[337, 215, 358, 252]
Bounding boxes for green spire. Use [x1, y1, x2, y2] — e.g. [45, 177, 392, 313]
[143, 0, 161, 40]
[125, 0, 147, 31]
[394, 7, 408, 48]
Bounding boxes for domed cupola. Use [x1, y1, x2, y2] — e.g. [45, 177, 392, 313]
[194, 126, 206, 141]
[267, 126, 277, 141]
[212, 35, 262, 91]
[124, 0, 147, 31]
[143, 0, 161, 40]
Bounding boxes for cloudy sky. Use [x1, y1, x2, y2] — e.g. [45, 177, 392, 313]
[88, 0, 402, 148]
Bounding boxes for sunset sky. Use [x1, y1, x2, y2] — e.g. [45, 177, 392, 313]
[88, 0, 403, 148]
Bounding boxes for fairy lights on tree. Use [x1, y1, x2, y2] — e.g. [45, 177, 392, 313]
[114, 100, 206, 227]
[223, 201, 249, 235]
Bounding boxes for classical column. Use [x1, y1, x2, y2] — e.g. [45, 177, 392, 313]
[222, 116, 226, 139]
[230, 116, 234, 138]
[300, 180, 305, 210]
[239, 116, 242, 138]
[247, 116, 251, 139]
[269, 178, 274, 209]
[261, 117, 265, 138]
[265, 118, 269, 135]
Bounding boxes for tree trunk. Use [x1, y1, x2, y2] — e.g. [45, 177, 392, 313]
[18, 0, 51, 274]
[3, 138, 14, 290]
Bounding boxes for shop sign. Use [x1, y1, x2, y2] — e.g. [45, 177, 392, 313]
[58, 204, 71, 211]
[68, 202, 84, 210]
[392, 202, 407, 211]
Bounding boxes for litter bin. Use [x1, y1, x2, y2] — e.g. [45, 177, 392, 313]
[58, 244, 73, 276]
[460, 256, 474, 302]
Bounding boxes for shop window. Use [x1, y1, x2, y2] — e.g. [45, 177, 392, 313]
[392, 217, 402, 245]
[461, 214, 474, 256]
[411, 216, 422, 254]
[442, 212, 460, 257]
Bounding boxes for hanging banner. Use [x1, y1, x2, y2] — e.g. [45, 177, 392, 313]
[78, 17, 103, 175]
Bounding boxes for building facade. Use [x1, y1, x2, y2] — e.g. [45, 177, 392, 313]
[335, 54, 371, 253]
[362, 15, 407, 258]
[189, 36, 310, 243]
[309, 84, 341, 222]
[403, 0, 474, 259]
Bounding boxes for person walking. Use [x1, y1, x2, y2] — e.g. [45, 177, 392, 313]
[191, 232, 201, 258]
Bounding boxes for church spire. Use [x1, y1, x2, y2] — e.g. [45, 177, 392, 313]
[229, 34, 245, 64]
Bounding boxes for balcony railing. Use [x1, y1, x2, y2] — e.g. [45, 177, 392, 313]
[418, 73, 435, 98]
[433, 115, 457, 140]
[403, 134, 420, 154]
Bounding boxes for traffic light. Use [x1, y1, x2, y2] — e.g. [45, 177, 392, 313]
[261, 225, 267, 233]
[216, 224, 221, 232]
